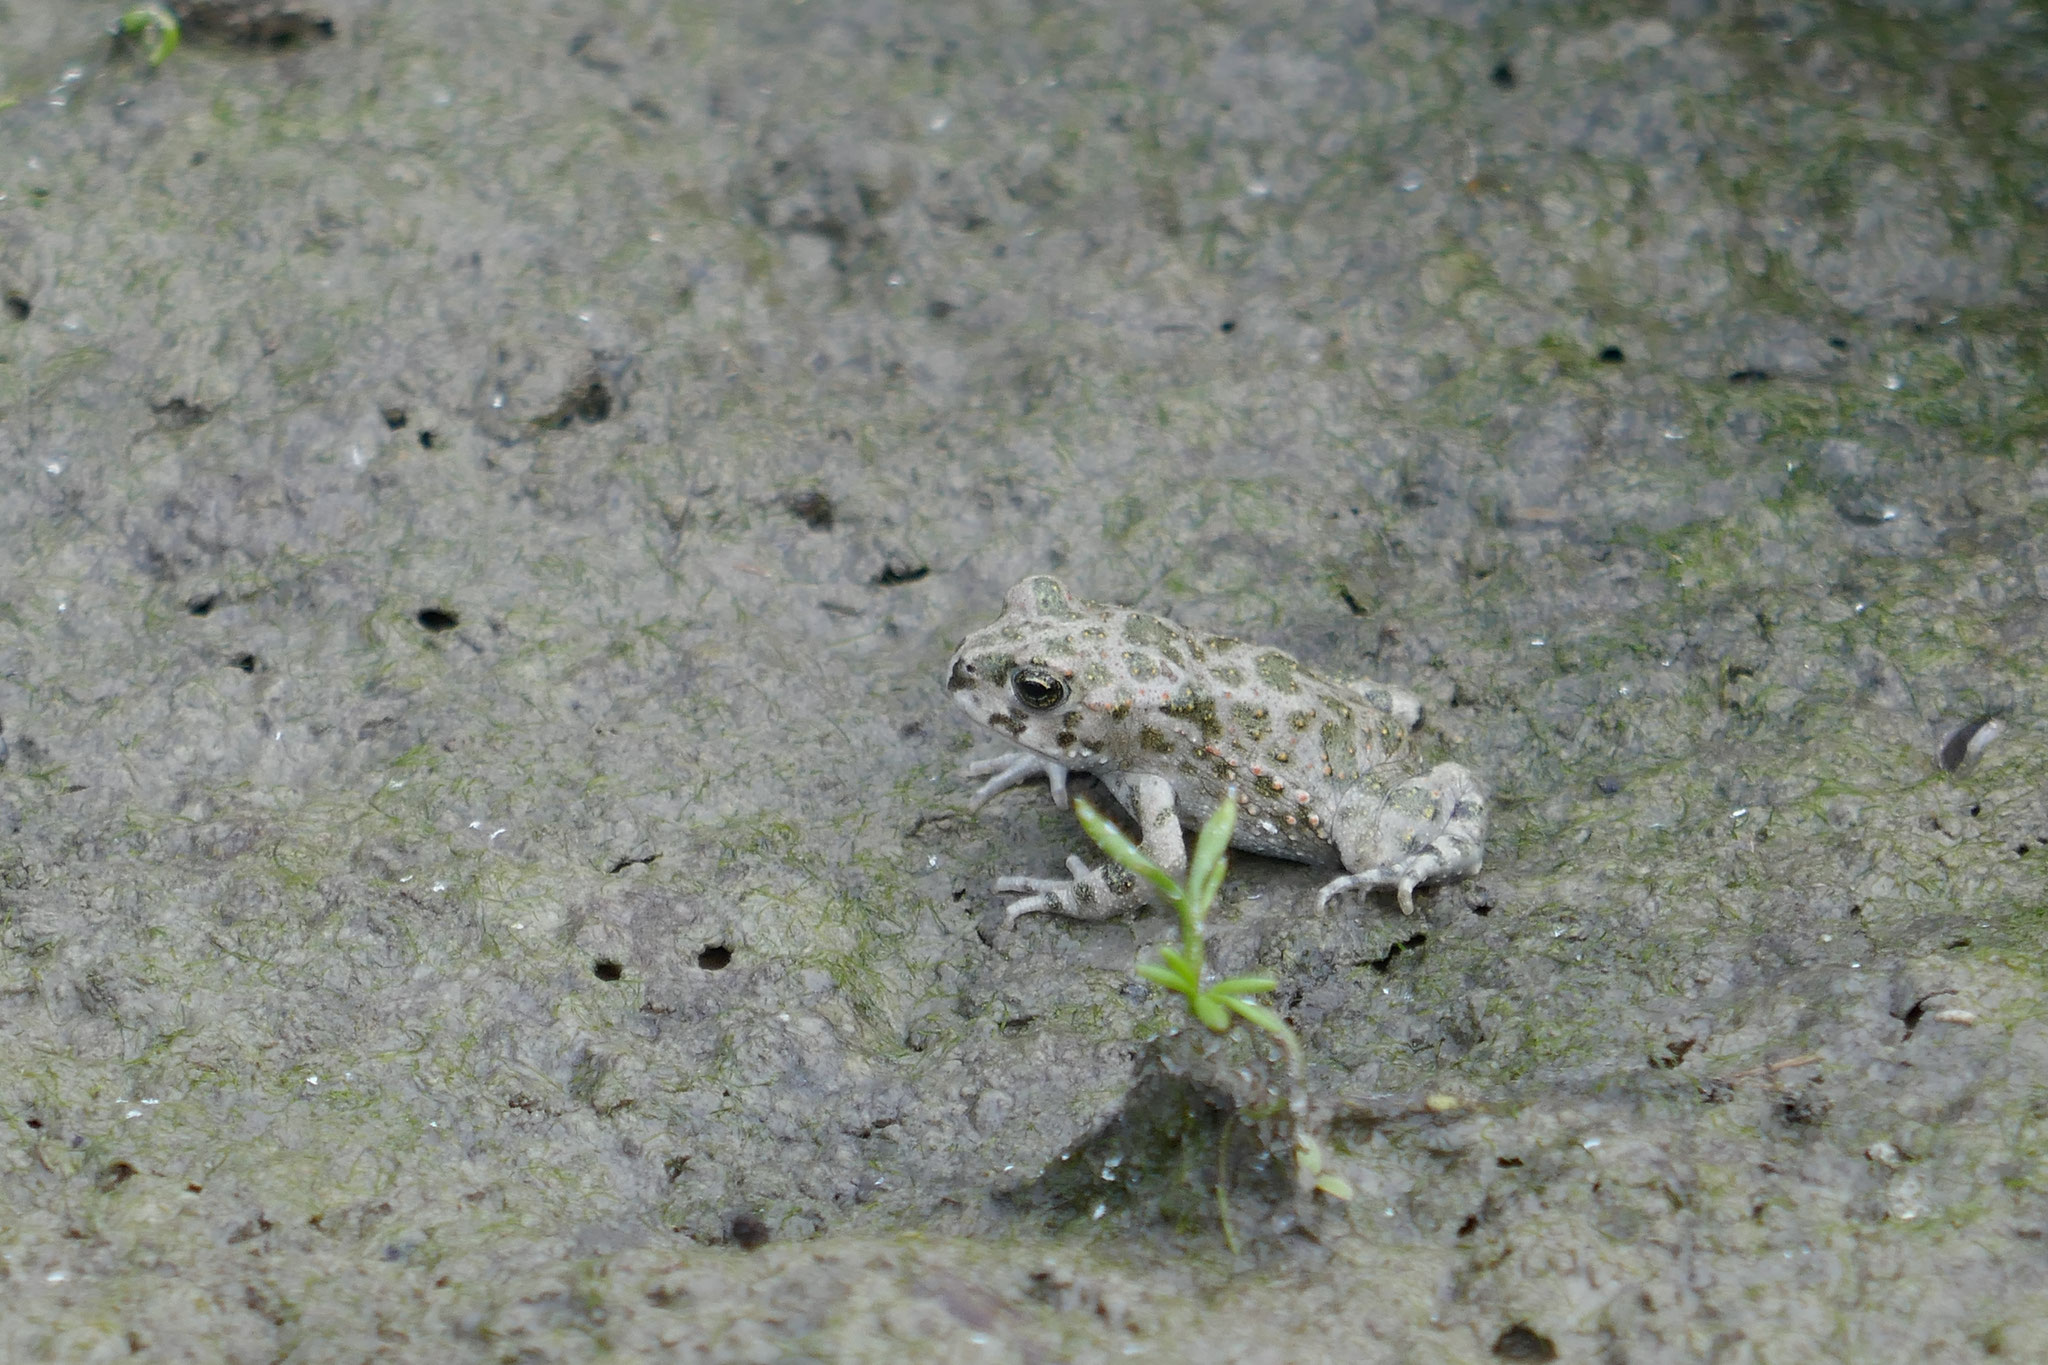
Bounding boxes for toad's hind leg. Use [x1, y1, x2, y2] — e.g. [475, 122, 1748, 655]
[1318, 763, 1486, 915]
[995, 773, 1183, 927]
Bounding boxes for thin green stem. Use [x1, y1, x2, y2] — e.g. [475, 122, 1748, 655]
[1214, 1118, 1239, 1256]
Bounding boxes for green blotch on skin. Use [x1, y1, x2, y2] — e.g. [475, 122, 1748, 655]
[1255, 651, 1300, 692]
[1023, 576, 1077, 618]
[1123, 614, 1186, 666]
[1139, 726, 1174, 754]
[1318, 720, 1351, 773]
[1124, 651, 1165, 680]
[1162, 688, 1220, 741]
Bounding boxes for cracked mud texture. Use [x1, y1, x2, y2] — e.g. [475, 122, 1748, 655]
[2, 0, 2046, 1359]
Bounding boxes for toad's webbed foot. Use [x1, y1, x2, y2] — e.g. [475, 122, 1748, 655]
[994, 856, 1146, 927]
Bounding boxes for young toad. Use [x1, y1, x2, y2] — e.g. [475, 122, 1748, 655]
[948, 576, 1486, 928]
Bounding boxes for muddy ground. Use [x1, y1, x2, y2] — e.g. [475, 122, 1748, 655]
[1, 0, 2045, 1360]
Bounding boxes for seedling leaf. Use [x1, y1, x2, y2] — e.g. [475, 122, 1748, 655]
[1135, 961, 1185, 992]
[1191, 791, 1237, 879]
[1221, 997, 1290, 1036]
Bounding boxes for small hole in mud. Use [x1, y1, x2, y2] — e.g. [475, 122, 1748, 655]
[1727, 368, 1771, 384]
[96, 1161, 138, 1192]
[592, 959, 623, 981]
[230, 652, 257, 673]
[1491, 1324, 1557, 1361]
[380, 406, 408, 430]
[1847, 904, 1862, 917]
[782, 489, 835, 530]
[152, 397, 213, 429]
[1456, 1213, 1480, 1237]
[25, 1118, 42, 1129]
[1490, 61, 1515, 89]
[999, 1016, 1035, 1034]
[1470, 901, 1493, 917]
[727, 1212, 771, 1250]
[1777, 1088, 1830, 1126]
[1946, 937, 1971, 949]
[1217, 319, 1237, 334]
[417, 607, 460, 632]
[873, 561, 929, 586]
[1828, 336, 1849, 350]
[187, 593, 219, 616]
[1495, 1156, 1522, 1168]
[536, 376, 620, 429]
[417, 430, 436, 449]
[1597, 345, 1625, 363]
[2017, 844, 2030, 856]
[698, 945, 732, 971]
[926, 299, 956, 319]
[4, 293, 30, 321]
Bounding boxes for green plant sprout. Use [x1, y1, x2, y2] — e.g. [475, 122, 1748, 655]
[1072, 789, 1354, 1209]
[121, 5, 183, 67]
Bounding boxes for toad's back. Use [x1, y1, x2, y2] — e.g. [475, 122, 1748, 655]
[948, 577, 1423, 867]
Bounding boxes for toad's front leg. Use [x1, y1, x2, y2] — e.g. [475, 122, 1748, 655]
[1317, 763, 1487, 915]
[995, 773, 1183, 928]
[962, 751, 1071, 810]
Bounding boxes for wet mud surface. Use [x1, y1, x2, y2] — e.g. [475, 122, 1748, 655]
[1, 1, 2046, 1359]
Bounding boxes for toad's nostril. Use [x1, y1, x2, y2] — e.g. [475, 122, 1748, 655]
[947, 657, 976, 691]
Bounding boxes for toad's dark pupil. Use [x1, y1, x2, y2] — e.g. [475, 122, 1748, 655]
[1015, 669, 1067, 710]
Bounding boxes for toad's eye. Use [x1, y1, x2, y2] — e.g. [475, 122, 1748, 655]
[1013, 667, 1068, 711]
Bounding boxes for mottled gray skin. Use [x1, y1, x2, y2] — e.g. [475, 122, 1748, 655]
[949, 577, 1487, 927]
